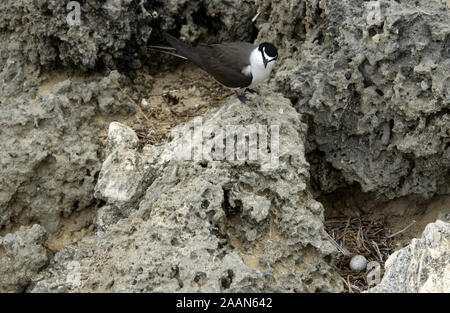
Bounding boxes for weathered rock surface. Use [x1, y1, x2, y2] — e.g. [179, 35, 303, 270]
[0, 224, 49, 292]
[369, 220, 450, 293]
[0, 0, 255, 79]
[0, 0, 448, 294]
[94, 122, 153, 213]
[28, 92, 343, 292]
[256, 0, 450, 199]
[0, 0, 257, 236]
[0, 71, 134, 234]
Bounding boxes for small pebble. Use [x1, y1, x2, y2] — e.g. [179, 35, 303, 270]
[349, 255, 367, 272]
[188, 86, 201, 97]
[420, 81, 429, 91]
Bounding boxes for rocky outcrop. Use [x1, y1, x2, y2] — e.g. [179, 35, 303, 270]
[28, 92, 343, 292]
[0, 71, 134, 234]
[0, 0, 257, 235]
[0, 224, 49, 292]
[0, 0, 448, 293]
[369, 220, 450, 293]
[256, 0, 449, 199]
[0, 0, 255, 78]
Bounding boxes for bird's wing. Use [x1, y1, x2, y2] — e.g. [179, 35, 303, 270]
[207, 42, 256, 72]
[163, 33, 255, 88]
[198, 42, 256, 88]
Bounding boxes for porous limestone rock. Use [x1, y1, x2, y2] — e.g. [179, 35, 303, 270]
[0, 71, 134, 234]
[369, 220, 450, 293]
[28, 92, 343, 293]
[0, 224, 49, 292]
[256, 0, 450, 199]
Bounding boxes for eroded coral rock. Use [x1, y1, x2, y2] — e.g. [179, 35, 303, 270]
[0, 225, 49, 292]
[257, 0, 450, 199]
[29, 92, 343, 293]
[369, 220, 450, 293]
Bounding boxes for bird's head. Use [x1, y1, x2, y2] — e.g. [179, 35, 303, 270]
[258, 43, 278, 68]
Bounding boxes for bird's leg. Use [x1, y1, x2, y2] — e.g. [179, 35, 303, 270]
[235, 90, 248, 103]
[245, 88, 259, 95]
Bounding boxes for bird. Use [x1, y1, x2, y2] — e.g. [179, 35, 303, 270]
[149, 33, 278, 103]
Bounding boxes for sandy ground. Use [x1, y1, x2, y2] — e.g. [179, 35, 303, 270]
[372, 195, 450, 247]
[124, 64, 235, 146]
[324, 193, 450, 248]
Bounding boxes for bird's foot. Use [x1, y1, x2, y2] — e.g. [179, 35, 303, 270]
[235, 91, 249, 103]
[245, 88, 259, 95]
[237, 94, 249, 103]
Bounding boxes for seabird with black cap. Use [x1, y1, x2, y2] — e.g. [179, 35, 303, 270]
[150, 33, 278, 103]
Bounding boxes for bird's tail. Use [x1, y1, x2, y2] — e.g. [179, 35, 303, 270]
[147, 44, 188, 60]
[159, 33, 204, 69]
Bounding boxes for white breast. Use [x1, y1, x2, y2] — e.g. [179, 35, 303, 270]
[242, 48, 275, 88]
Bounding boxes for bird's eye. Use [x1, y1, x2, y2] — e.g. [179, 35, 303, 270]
[259, 43, 278, 60]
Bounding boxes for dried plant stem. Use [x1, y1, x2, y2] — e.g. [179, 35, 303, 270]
[387, 220, 416, 238]
[252, 11, 261, 22]
[372, 240, 383, 262]
[110, 77, 151, 124]
[324, 231, 352, 256]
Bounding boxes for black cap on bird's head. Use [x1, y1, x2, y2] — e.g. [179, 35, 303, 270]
[258, 43, 278, 68]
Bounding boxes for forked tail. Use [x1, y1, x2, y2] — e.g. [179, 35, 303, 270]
[147, 43, 187, 60]
[150, 33, 205, 69]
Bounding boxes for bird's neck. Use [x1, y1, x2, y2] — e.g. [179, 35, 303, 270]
[249, 49, 274, 87]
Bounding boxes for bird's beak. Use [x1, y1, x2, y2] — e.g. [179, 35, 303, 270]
[263, 58, 268, 68]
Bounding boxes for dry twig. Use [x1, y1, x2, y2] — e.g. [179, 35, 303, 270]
[387, 220, 416, 238]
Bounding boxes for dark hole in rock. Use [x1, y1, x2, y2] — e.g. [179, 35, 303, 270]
[220, 269, 234, 290]
[201, 200, 210, 209]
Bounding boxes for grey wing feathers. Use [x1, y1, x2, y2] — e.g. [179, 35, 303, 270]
[200, 49, 253, 88]
[208, 42, 256, 72]
[163, 33, 255, 88]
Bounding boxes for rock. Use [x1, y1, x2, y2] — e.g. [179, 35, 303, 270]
[94, 205, 124, 232]
[369, 220, 450, 293]
[94, 123, 155, 211]
[105, 122, 140, 157]
[256, 0, 450, 199]
[0, 0, 258, 289]
[0, 71, 134, 234]
[0, 0, 149, 71]
[0, 225, 49, 292]
[0, 0, 448, 294]
[28, 92, 343, 293]
[0, 0, 255, 82]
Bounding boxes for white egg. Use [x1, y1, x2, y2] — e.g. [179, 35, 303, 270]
[350, 255, 367, 272]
